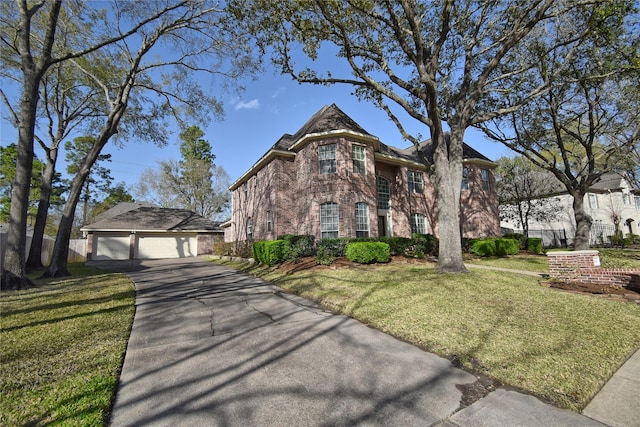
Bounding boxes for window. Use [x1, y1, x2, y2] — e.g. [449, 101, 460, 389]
[588, 193, 599, 209]
[408, 171, 424, 194]
[352, 145, 366, 174]
[481, 169, 490, 190]
[355, 203, 369, 238]
[461, 167, 469, 190]
[267, 211, 272, 232]
[243, 182, 248, 198]
[320, 202, 339, 239]
[319, 144, 336, 174]
[377, 176, 390, 209]
[635, 196, 640, 211]
[410, 213, 427, 235]
[623, 193, 631, 205]
[247, 217, 253, 240]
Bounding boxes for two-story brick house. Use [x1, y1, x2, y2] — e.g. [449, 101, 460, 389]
[224, 104, 499, 244]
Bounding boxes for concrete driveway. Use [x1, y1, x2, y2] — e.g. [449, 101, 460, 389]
[106, 258, 604, 426]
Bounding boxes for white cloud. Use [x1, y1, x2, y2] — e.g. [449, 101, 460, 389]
[271, 87, 285, 98]
[234, 99, 260, 110]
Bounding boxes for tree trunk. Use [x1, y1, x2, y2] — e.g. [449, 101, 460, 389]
[433, 132, 467, 273]
[2, 0, 62, 290]
[43, 123, 121, 277]
[1, 78, 40, 290]
[573, 193, 592, 250]
[26, 147, 58, 272]
[43, 169, 86, 277]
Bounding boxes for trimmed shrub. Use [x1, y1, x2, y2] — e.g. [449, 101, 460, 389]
[316, 237, 351, 258]
[279, 234, 316, 260]
[495, 238, 519, 256]
[314, 246, 336, 265]
[346, 242, 391, 264]
[471, 238, 519, 257]
[411, 233, 438, 257]
[503, 233, 527, 250]
[527, 238, 544, 254]
[471, 238, 497, 257]
[252, 240, 285, 265]
[379, 236, 413, 256]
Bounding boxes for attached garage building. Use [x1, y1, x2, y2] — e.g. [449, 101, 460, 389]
[81, 204, 222, 261]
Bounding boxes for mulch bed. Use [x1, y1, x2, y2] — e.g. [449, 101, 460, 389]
[546, 280, 640, 302]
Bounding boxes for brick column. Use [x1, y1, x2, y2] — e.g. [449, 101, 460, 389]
[547, 250, 600, 280]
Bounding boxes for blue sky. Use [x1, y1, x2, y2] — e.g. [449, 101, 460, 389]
[1, 66, 512, 195]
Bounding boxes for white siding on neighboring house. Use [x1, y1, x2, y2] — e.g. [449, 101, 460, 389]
[500, 173, 640, 246]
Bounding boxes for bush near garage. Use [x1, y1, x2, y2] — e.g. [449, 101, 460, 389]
[252, 240, 286, 265]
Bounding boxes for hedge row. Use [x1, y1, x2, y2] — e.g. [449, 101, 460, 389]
[251, 234, 437, 266]
[250, 233, 542, 265]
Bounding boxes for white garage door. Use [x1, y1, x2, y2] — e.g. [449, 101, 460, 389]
[93, 233, 131, 260]
[134, 233, 198, 259]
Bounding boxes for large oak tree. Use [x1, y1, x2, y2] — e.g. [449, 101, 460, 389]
[234, 0, 609, 272]
[478, 1, 639, 249]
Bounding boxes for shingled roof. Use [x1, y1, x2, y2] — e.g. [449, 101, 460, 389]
[230, 104, 495, 190]
[271, 103, 374, 151]
[81, 206, 222, 232]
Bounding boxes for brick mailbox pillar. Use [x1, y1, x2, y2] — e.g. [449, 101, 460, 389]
[547, 250, 601, 280]
[547, 250, 640, 290]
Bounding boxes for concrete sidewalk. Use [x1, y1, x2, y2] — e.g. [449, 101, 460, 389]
[105, 258, 627, 426]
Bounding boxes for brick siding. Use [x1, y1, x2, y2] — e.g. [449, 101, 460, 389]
[228, 134, 500, 243]
[548, 250, 640, 291]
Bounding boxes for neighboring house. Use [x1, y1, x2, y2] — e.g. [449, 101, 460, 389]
[224, 104, 500, 244]
[501, 173, 640, 246]
[81, 203, 223, 260]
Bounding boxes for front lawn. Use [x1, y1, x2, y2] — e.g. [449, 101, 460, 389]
[216, 257, 640, 412]
[0, 264, 135, 426]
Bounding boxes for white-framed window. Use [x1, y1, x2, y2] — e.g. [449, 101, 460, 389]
[481, 169, 490, 190]
[461, 167, 469, 190]
[377, 176, 390, 209]
[320, 202, 339, 239]
[319, 144, 337, 174]
[247, 217, 253, 240]
[408, 170, 424, 194]
[635, 196, 640, 211]
[352, 145, 366, 175]
[588, 193, 599, 209]
[623, 193, 631, 205]
[243, 182, 248, 198]
[267, 211, 272, 232]
[355, 202, 369, 238]
[410, 213, 427, 235]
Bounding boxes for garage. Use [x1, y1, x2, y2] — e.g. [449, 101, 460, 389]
[81, 203, 223, 261]
[134, 232, 198, 259]
[92, 232, 131, 260]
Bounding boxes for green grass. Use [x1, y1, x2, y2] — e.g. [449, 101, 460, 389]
[464, 248, 640, 272]
[216, 257, 640, 412]
[0, 264, 135, 426]
[464, 253, 550, 272]
[598, 249, 640, 268]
